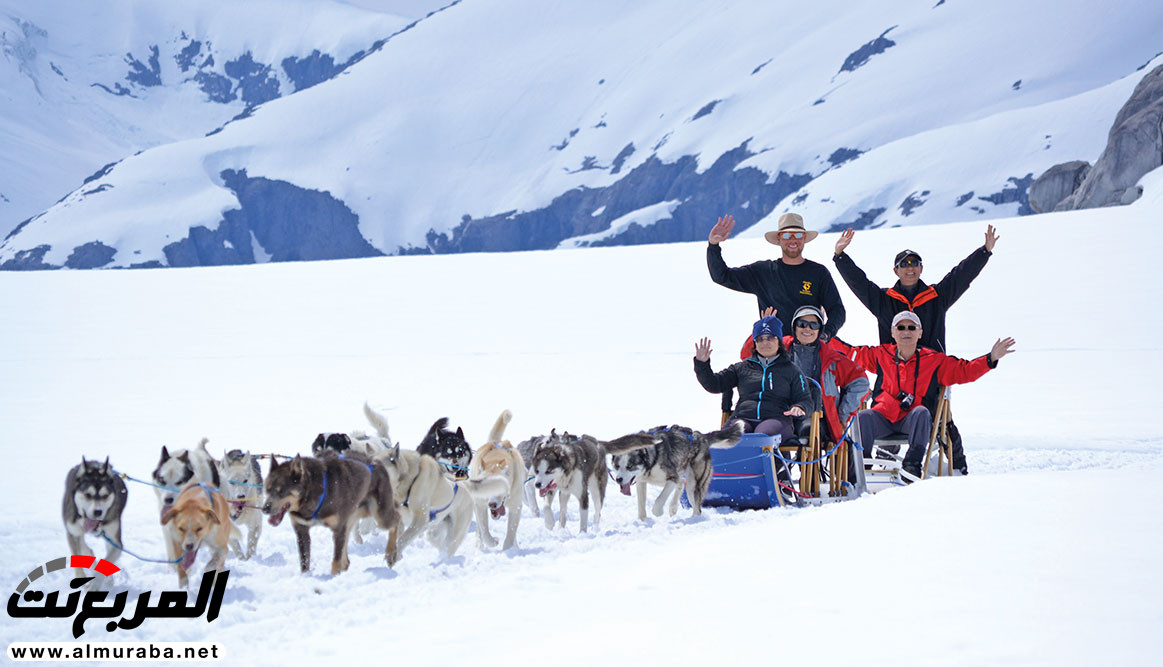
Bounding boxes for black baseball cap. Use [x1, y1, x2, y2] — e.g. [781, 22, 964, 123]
[894, 249, 922, 267]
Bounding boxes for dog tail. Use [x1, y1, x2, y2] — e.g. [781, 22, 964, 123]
[601, 432, 662, 455]
[487, 409, 513, 444]
[706, 421, 746, 449]
[363, 402, 392, 442]
[462, 475, 512, 499]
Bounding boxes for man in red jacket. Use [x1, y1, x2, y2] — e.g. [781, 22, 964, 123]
[830, 311, 1016, 479]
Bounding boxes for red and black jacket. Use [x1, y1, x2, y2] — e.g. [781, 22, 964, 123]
[828, 339, 996, 423]
[832, 246, 991, 352]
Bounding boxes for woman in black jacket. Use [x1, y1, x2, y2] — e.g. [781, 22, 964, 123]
[694, 316, 813, 442]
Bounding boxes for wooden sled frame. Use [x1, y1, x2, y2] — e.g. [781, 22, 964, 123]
[864, 386, 954, 487]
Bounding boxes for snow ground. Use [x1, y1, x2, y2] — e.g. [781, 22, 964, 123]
[1, 174, 1162, 664]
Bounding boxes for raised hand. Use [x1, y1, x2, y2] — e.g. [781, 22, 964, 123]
[985, 224, 1000, 252]
[835, 228, 854, 256]
[708, 215, 736, 245]
[988, 337, 1016, 362]
[760, 306, 778, 319]
[784, 406, 806, 417]
[694, 337, 713, 362]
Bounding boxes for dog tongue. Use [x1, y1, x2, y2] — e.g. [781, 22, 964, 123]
[619, 483, 632, 496]
[180, 550, 196, 571]
[268, 506, 287, 527]
[84, 518, 100, 533]
[490, 504, 506, 519]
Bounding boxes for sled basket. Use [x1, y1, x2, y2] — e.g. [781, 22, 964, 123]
[700, 433, 784, 510]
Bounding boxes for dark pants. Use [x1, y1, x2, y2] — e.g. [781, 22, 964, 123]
[728, 416, 794, 442]
[727, 417, 794, 483]
[858, 407, 931, 470]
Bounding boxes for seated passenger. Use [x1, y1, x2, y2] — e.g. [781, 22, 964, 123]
[694, 316, 813, 444]
[783, 306, 870, 444]
[829, 311, 1016, 479]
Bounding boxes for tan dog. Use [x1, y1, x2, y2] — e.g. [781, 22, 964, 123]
[161, 482, 239, 587]
[366, 406, 507, 562]
[465, 410, 525, 550]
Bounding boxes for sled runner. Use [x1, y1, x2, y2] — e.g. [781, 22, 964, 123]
[858, 386, 956, 492]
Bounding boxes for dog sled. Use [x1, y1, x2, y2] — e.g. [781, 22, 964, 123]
[695, 386, 957, 510]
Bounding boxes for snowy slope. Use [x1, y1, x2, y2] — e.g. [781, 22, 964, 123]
[3, 0, 1162, 269]
[0, 0, 413, 238]
[1, 167, 1161, 663]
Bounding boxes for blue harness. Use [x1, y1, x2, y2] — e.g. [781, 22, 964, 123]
[403, 480, 459, 522]
[310, 472, 328, 520]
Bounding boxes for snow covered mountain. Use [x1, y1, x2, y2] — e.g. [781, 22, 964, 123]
[2, 0, 1162, 269]
[0, 0, 415, 238]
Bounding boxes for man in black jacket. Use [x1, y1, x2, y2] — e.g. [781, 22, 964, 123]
[831, 224, 999, 474]
[831, 225, 998, 351]
[707, 213, 846, 341]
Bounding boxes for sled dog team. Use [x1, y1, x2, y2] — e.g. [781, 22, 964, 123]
[62, 404, 745, 584]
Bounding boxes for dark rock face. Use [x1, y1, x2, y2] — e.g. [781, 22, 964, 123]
[65, 241, 117, 269]
[839, 27, 897, 74]
[423, 141, 813, 253]
[978, 174, 1034, 215]
[282, 50, 344, 91]
[827, 207, 885, 232]
[899, 190, 930, 216]
[1028, 160, 1090, 213]
[161, 169, 383, 268]
[1055, 64, 1163, 210]
[0, 244, 53, 270]
[125, 46, 162, 87]
[224, 53, 281, 106]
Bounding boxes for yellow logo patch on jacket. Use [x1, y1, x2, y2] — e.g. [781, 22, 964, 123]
[800, 281, 813, 296]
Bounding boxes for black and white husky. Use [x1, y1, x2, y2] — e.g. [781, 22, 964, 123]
[217, 449, 263, 560]
[152, 438, 220, 516]
[530, 430, 660, 533]
[62, 458, 128, 576]
[417, 418, 473, 479]
[609, 422, 744, 520]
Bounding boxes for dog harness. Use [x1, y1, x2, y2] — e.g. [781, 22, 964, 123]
[310, 472, 328, 520]
[649, 425, 694, 444]
[402, 480, 459, 522]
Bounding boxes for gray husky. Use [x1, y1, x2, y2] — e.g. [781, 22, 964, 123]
[530, 430, 661, 533]
[218, 449, 263, 560]
[62, 458, 128, 576]
[609, 422, 744, 520]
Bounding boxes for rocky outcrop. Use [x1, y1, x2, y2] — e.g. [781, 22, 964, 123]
[1043, 64, 1163, 211]
[1028, 160, 1090, 213]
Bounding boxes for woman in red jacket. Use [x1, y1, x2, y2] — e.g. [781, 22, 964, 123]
[782, 306, 869, 444]
[829, 311, 1015, 479]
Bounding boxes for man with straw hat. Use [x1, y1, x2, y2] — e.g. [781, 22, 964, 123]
[707, 212, 846, 342]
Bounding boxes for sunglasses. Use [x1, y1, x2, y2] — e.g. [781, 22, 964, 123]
[794, 319, 821, 331]
[779, 231, 805, 240]
[896, 257, 921, 268]
[895, 324, 918, 331]
[754, 334, 779, 343]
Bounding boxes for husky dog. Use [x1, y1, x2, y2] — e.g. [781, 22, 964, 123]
[610, 422, 744, 520]
[62, 458, 128, 576]
[530, 430, 661, 532]
[311, 404, 395, 459]
[465, 410, 525, 550]
[162, 482, 238, 587]
[417, 418, 473, 479]
[263, 451, 400, 574]
[217, 450, 263, 560]
[152, 438, 220, 516]
[364, 406, 507, 561]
